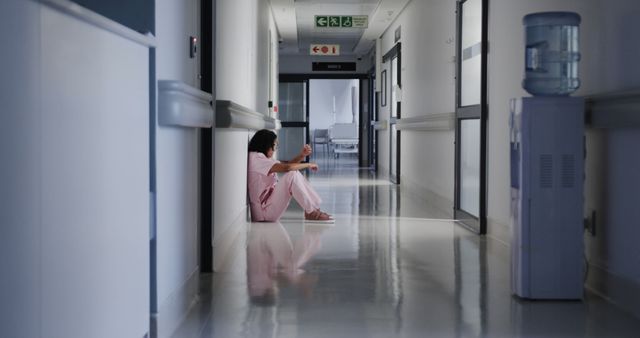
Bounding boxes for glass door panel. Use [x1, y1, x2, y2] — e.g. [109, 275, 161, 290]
[279, 82, 306, 122]
[389, 57, 397, 181]
[390, 58, 398, 118]
[278, 81, 309, 161]
[390, 123, 397, 180]
[460, 0, 482, 107]
[460, 119, 480, 217]
[278, 127, 306, 161]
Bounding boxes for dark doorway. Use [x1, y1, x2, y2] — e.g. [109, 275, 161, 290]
[199, 0, 214, 272]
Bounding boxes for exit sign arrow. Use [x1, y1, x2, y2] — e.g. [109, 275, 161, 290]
[315, 16, 328, 27]
[310, 44, 340, 56]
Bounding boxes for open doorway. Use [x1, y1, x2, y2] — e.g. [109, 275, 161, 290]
[309, 79, 360, 164]
[278, 74, 369, 169]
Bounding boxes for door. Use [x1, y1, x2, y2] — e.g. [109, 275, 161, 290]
[278, 79, 309, 161]
[360, 77, 371, 167]
[368, 68, 377, 169]
[383, 44, 401, 184]
[454, 0, 487, 233]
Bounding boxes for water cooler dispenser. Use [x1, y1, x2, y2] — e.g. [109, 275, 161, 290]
[511, 12, 584, 299]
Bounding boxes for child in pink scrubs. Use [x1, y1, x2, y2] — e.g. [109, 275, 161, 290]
[248, 129, 333, 222]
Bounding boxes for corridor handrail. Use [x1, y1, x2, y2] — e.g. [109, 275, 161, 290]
[396, 112, 455, 131]
[586, 89, 640, 129]
[216, 100, 280, 130]
[158, 80, 213, 128]
[372, 120, 387, 130]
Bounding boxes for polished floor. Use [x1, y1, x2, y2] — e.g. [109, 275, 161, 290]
[172, 155, 640, 338]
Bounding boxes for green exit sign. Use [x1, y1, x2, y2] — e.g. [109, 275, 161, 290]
[315, 15, 368, 28]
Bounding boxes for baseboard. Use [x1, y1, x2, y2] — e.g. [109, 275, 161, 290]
[586, 262, 640, 320]
[151, 267, 200, 338]
[486, 217, 511, 248]
[399, 175, 454, 218]
[212, 206, 249, 272]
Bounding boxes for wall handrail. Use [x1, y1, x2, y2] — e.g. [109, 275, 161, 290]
[158, 80, 213, 128]
[372, 120, 387, 130]
[41, 0, 156, 47]
[586, 89, 640, 129]
[396, 112, 455, 131]
[216, 100, 280, 130]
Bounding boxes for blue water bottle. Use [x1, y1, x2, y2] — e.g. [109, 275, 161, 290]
[522, 12, 581, 96]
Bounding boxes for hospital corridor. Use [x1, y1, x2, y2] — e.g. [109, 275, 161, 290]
[2, 0, 640, 337]
[171, 157, 640, 338]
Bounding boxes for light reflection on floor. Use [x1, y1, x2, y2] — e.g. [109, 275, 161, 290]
[171, 156, 640, 338]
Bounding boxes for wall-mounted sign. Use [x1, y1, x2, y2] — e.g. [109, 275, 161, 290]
[312, 62, 356, 72]
[310, 44, 340, 56]
[315, 15, 368, 28]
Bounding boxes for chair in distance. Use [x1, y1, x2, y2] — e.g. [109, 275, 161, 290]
[312, 129, 330, 157]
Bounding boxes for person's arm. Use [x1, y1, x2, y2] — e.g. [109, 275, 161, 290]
[268, 162, 318, 174]
[285, 144, 312, 164]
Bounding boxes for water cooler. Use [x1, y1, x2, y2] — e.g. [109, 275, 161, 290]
[510, 12, 585, 299]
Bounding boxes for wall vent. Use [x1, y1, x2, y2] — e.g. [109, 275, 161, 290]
[540, 154, 553, 188]
[562, 155, 575, 188]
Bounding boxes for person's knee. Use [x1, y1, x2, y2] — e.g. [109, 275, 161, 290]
[283, 171, 302, 182]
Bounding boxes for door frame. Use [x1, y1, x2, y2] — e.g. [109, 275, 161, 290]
[368, 67, 377, 169]
[382, 43, 401, 184]
[199, 0, 214, 273]
[454, 0, 488, 234]
[280, 73, 368, 162]
[278, 76, 311, 152]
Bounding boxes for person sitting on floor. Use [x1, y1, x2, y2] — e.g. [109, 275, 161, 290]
[247, 129, 333, 223]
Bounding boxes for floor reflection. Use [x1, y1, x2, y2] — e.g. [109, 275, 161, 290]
[246, 222, 328, 307]
[172, 156, 640, 338]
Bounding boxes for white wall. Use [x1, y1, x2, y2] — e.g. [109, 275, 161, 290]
[377, 0, 640, 317]
[377, 0, 456, 214]
[154, 1, 202, 337]
[41, 9, 150, 337]
[1, 1, 150, 337]
[488, 0, 640, 317]
[217, 0, 273, 111]
[156, 0, 200, 85]
[0, 2, 42, 337]
[379, 0, 640, 317]
[486, 0, 599, 242]
[581, 0, 640, 317]
[310, 79, 360, 132]
[214, 0, 279, 269]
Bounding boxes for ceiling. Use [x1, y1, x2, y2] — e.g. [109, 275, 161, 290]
[270, 0, 411, 57]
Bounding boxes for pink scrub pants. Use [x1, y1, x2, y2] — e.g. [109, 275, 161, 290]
[254, 171, 322, 222]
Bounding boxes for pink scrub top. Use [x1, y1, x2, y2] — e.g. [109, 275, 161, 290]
[248, 152, 279, 219]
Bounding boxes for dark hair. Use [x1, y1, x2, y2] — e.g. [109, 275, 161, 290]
[248, 129, 277, 156]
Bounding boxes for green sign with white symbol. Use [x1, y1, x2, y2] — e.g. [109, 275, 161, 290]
[341, 16, 352, 27]
[315, 16, 328, 27]
[315, 15, 368, 28]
